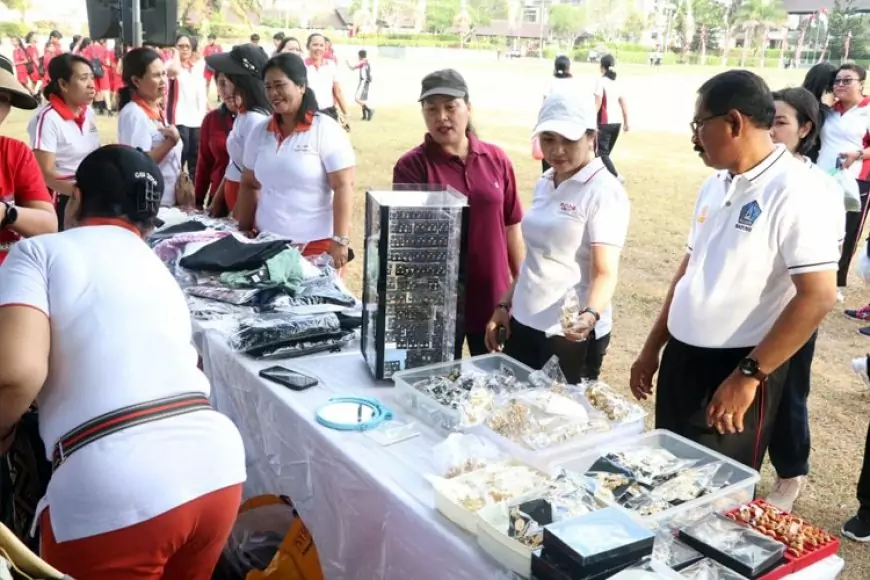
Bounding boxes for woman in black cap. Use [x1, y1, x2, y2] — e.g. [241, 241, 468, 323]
[0, 145, 245, 577]
[0, 54, 57, 548]
[204, 43, 271, 215]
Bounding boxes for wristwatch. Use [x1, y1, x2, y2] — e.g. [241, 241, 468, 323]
[331, 235, 350, 247]
[737, 357, 767, 381]
[496, 302, 511, 312]
[579, 307, 600, 322]
[1, 201, 18, 230]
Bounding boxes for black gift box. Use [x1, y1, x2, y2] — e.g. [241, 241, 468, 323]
[532, 549, 640, 580]
[679, 514, 785, 579]
[541, 507, 655, 578]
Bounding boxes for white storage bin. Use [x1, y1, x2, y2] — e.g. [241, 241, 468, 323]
[392, 353, 535, 432]
[557, 429, 760, 529]
[473, 394, 646, 472]
[476, 501, 536, 578]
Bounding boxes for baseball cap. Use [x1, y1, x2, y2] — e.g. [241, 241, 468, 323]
[419, 69, 468, 102]
[533, 92, 598, 141]
[0, 55, 37, 110]
[75, 145, 164, 221]
[206, 43, 268, 79]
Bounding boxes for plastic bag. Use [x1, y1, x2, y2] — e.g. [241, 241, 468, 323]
[528, 355, 569, 391]
[605, 448, 698, 487]
[220, 495, 324, 580]
[433, 433, 507, 478]
[364, 419, 420, 446]
[229, 313, 341, 355]
[858, 243, 870, 283]
[831, 166, 862, 212]
[580, 381, 646, 423]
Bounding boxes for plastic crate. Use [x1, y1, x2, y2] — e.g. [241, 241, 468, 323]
[391, 353, 536, 432]
[724, 500, 840, 580]
[558, 430, 760, 529]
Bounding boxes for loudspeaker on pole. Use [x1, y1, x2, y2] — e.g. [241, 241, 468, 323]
[86, 0, 178, 47]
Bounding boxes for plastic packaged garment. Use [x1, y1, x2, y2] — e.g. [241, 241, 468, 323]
[294, 275, 357, 307]
[187, 295, 254, 321]
[253, 330, 355, 360]
[180, 235, 293, 272]
[152, 231, 231, 264]
[219, 495, 324, 580]
[229, 313, 341, 356]
[187, 285, 263, 306]
[220, 248, 306, 293]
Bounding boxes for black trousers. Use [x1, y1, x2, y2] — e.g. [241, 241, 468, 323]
[838, 180, 870, 287]
[857, 420, 870, 519]
[55, 194, 69, 232]
[320, 107, 339, 121]
[503, 317, 610, 382]
[597, 122, 622, 174]
[177, 125, 200, 179]
[655, 338, 787, 470]
[465, 331, 488, 357]
[768, 331, 817, 479]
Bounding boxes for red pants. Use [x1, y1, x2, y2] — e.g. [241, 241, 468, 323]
[41, 483, 242, 579]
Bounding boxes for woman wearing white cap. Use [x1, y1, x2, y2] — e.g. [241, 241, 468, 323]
[484, 92, 630, 381]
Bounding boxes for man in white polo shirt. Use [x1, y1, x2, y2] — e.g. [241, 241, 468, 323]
[630, 70, 840, 469]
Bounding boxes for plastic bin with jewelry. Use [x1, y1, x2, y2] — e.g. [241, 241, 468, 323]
[392, 353, 536, 432]
[360, 186, 469, 379]
[557, 429, 760, 529]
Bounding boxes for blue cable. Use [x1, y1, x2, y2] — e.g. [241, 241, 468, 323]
[315, 396, 394, 431]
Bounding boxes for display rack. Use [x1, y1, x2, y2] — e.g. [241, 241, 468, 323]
[361, 186, 469, 380]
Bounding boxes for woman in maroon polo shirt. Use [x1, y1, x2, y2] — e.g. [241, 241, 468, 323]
[393, 69, 524, 356]
[196, 71, 236, 213]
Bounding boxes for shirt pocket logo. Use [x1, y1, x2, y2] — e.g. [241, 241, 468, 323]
[558, 201, 580, 218]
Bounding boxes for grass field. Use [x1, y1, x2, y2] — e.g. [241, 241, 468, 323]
[3, 59, 868, 577]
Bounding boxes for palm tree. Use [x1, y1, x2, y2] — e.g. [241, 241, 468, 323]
[720, 0, 742, 66]
[736, 0, 786, 67]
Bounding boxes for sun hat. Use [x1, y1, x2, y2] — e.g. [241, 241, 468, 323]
[206, 43, 268, 79]
[0, 56, 38, 110]
[418, 69, 469, 102]
[533, 92, 598, 141]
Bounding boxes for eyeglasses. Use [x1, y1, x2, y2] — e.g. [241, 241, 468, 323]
[834, 77, 859, 86]
[176, 43, 191, 49]
[690, 113, 725, 134]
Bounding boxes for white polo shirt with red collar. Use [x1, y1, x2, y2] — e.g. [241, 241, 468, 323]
[305, 58, 338, 109]
[27, 95, 100, 182]
[819, 96, 870, 179]
[510, 157, 630, 338]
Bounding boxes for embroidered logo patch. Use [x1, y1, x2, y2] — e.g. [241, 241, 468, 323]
[559, 201, 579, 217]
[697, 205, 709, 224]
[736, 200, 762, 232]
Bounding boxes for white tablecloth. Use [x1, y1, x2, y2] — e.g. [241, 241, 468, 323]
[195, 325, 846, 580]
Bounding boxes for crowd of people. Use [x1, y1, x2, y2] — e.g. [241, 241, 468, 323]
[0, 27, 867, 577]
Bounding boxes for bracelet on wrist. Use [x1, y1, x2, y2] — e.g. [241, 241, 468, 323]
[497, 302, 511, 312]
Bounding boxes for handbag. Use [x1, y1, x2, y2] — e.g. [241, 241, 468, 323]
[174, 170, 196, 209]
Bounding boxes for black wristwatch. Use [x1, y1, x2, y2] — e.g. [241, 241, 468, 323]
[1, 201, 18, 230]
[496, 302, 511, 312]
[579, 307, 600, 322]
[737, 357, 767, 381]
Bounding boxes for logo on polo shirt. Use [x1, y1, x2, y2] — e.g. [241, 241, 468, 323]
[559, 201, 579, 217]
[698, 205, 709, 223]
[736, 200, 762, 232]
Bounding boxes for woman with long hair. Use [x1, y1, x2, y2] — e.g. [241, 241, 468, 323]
[393, 69, 525, 356]
[116, 47, 183, 207]
[195, 71, 237, 214]
[108, 40, 125, 112]
[23, 32, 41, 96]
[165, 34, 207, 182]
[276, 36, 303, 56]
[41, 30, 63, 86]
[205, 43, 271, 215]
[10, 37, 30, 93]
[0, 144, 245, 578]
[27, 53, 100, 231]
[305, 32, 348, 123]
[801, 62, 837, 164]
[236, 53, 355, 267]
[593, 54, 629, 176]
[766, 87, 845, 512]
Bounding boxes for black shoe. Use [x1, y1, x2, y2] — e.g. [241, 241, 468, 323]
[367, 108, 374, 121]
[842, 514, 870, 542]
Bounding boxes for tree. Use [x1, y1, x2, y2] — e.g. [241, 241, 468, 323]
[0, 0, 31, 23]
[720, 0, 742, 65]
[549, 4, 584, 45]
[468, 0, 509, 27]
[690, 0, 725, 62]
[622, 10, 647, 43]
[425, 0, 460, 32]
[826, 0, 870, 61]
[736, 0, 786, 67]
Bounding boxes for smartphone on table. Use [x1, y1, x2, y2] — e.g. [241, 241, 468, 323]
[259, 366, 319, 391]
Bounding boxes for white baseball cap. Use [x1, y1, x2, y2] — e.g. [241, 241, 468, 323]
[533, 92, 598, 141]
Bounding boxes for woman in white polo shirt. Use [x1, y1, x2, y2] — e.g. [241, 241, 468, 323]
[818, 63, 870, 300]
[594, 54, 629, 176]
[165, 34, 208, 187]
[484, 92, 630, 382]
[236, 53, 355, 268]
[117, 47, 183, 207]
[28, 53, 99, 231]
[0, 145, 245, 578]
[305, 33, 348, 124]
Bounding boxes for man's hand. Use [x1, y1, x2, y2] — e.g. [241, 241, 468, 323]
[629, 347, 660, 401]
[706, 372, 760, 434]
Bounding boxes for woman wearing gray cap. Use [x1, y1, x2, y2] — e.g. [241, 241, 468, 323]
[393, 68, 525, 356]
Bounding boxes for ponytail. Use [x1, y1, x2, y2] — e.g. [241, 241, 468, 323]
[118, 85, 133, 109]
[604, 68, 617, 81]
[42, 79, 60, 100]
[297, 86, 319, 124]
[600, 54, 617, 80]
[554, 70, 572, 79]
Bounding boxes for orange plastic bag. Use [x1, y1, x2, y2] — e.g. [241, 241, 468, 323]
[531, 136, 544, 161]
[222, 494, 324, 580]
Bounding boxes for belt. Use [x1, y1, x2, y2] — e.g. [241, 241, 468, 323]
[51, 392, 211, 471]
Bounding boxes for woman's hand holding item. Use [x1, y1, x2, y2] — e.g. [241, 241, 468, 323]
[563, 311, 595, 342]
[484, 306, 511, 352]
[328, 239, 349, 269]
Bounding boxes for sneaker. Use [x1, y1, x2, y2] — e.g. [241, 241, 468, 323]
[766, 475, 806, 512]
[845, 303, 870, 321]
[852, 355, 870, 388]
[860, 327, 870, 337]
[842, 514, 870, 542]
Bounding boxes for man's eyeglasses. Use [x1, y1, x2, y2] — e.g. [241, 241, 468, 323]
[834, 77, 859, 86]
[690, 113, 726, 134]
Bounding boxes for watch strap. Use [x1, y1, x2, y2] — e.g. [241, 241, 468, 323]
[0, 201, 14, 230]
[580, 307, 600, 322]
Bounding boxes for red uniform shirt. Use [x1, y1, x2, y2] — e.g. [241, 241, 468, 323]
[195, 106, 234, 205]
[0, 137, 53, 263]
[43, 43, 62, 81]
[392, 132, 523, 333]
[12, 47, 28, 82]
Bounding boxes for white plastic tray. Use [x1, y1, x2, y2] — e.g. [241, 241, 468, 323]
[558, 429, 760, 529]
[392, 353, 536, 432]
[476, 501, 536, 577]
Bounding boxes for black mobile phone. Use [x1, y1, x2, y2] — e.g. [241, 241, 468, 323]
[259, 366, 319, 391]
[497, 326, 508, 348]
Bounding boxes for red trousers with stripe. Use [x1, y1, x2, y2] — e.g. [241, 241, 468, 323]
[41, 483, 242, 580]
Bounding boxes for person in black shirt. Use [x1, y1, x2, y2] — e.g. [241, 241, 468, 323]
[347, 49, 373, 121]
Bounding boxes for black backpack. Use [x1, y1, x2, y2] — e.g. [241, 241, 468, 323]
[91, 57, 105, 78]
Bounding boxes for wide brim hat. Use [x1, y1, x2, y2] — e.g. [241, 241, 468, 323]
[0, 62, 38, 110]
